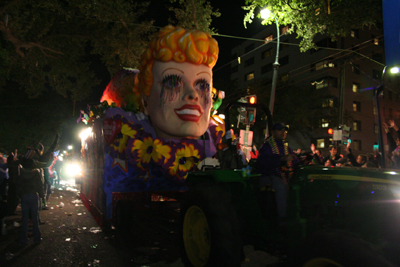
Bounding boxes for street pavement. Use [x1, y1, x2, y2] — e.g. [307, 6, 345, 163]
[0, 179, 280, 267]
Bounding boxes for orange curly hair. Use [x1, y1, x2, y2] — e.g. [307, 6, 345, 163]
[137, 25, 219, 97]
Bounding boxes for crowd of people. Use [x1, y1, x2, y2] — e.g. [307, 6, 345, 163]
[0, 134, 62, 247]
[293, 120, 400, 169]
[250, 120, 400, 171]
[255, 120, 400, 226]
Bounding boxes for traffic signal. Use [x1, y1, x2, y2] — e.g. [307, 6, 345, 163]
[245, 95, 257, 104]
[247, 110, 256, 124]
[328, 128, 333, 135]
[246, 95, 256, 124]
[238, 95, 257, 125]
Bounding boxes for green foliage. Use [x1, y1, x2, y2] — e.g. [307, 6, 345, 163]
[0, 0, 154, 100]
[168, 0, 221, 34]
[243, 0, 382, 52]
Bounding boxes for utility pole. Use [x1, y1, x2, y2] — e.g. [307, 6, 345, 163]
[338, 59, 346, 126]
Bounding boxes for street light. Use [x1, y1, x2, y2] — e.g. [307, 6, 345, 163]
[261, 8, 280, 116]
[390, 66, 399, 74]
[67, 145, 73, 150]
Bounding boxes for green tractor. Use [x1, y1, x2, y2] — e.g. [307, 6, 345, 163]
[179, 101, 400, 267]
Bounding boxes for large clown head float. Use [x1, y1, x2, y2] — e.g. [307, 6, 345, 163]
[137, 25, 219, 140]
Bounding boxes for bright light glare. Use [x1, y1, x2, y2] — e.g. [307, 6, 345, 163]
[58, 155, 63, 161]
[80, 127, 92, 141]
[66, 163, 81, 176]
[68, 145, 73, 150]
[261, 8, 272, 19]
[390, 67, 399, 74]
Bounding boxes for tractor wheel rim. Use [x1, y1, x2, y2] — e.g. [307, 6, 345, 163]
[183, 205, 210, 267]
[303, 257, 344, 267]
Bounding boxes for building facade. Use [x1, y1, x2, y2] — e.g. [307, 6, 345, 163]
[230, 25, 400, 156]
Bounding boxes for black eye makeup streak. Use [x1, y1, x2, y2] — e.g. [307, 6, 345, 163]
[160, 74, 183, 105]
[194, 78, 211, 110]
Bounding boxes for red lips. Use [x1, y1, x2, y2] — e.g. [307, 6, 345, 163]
[174, 104, 203, 122]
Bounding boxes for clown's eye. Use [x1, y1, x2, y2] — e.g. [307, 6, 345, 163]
[162, 74, 183, 90]
[195, 78, 210, 92]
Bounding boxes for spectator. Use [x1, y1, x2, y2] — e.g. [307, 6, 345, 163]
[7, 151, 20, 215]
[383, 120, 400, 168]
[54, 156, 63, 186]
[363, 162, 377, 168]
[0, 155, 8, 200]
[324, 145, 342, 166]
[310, 144, 324, 165]
[324, 159, 335, 167]
[335, 157, 348, 167]
[42, 168, 51, 210]
[258, 122, 298, 222]
[344, 141, 367, 167]
[18, 159, 44, 246]
[250, 145, 259, 159]
[236, 143, 247, 166]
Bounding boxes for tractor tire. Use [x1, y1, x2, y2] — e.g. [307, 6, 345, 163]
[291, 230, 396, 267]
[179, 183, 242, 267]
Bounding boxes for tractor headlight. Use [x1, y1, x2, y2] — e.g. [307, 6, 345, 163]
[66, 163, 81, 177]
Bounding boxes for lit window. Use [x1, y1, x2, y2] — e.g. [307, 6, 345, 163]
[316, 82, 325, 90]
[353, 120, 361, 131]
[351, 29, 359, 38]
[315, 60, 335, 70]
[317, 139, 325, 148]
[352, 82, 360, 92]
[321, 118, 329, 128]
[246, 73, 254, 81]
[281, 26, 289, 35]
[322, 99, 334, 107]
[373, 107, 376, 115]
[374, 38, 379, 45]
[265, 35, 273, 43]
[353, 101, 361, 112]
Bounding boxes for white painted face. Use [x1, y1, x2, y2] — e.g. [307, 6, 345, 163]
[143, 61, 213, 139]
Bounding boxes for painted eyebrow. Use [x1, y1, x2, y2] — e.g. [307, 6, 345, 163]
[197, 71, 211, 77]
[161, 68, 184, 75]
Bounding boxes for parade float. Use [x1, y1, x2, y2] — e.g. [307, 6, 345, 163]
[78, 25, 225, 228]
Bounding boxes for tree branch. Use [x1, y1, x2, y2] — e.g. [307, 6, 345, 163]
[116, 15, 131, 34]
[0, 21, 64, 58]
[285, 0, 306, 12]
